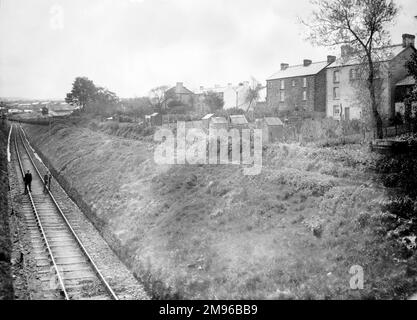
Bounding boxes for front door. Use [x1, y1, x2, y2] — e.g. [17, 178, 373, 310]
[345, 107, 350, 121]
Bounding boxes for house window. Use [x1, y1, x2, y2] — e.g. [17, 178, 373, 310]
[333, 105, 341, 117]
[280, 91, 285, 102]
[303, 91, 307, 101]
[333, 87, 340, 100]
[303, 77, 307, 88]
[292, 80, 296, 87]
[334, 70, 340, 83]
[280, 80, 285, 90]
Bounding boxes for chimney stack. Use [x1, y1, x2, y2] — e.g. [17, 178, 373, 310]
[176, 82, 183, 91]
[402, 34, 415, 48]
[303, 59, 312, 67]
[327, 55, 336, 64]
[281, 63, 289, 71]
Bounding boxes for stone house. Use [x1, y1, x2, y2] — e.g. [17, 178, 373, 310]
[164, 82, 195, 110]
[266, 56, 336, 118]
[197, 82, 256, 111]
[326, 34, 416, 121]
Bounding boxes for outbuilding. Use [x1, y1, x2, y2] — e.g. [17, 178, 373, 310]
[209, 117, 228, 131]
[145, 113, 162, 127]
[201, 114, 214, 129]
[258, 117, 284, 144]
[229, 115, 249, 130]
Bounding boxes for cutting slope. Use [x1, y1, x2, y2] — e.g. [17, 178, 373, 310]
[22, 122, 417, 300]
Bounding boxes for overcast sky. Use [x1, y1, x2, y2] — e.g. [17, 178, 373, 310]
[0, 0, 416, 100]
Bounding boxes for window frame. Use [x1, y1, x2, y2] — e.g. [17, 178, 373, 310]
[280, 91, 285, 102]
[333, 87, 340, 100]
[333, 70, 340, 83]
[302, 91, 307, 101]
[302, 77, 307, 88]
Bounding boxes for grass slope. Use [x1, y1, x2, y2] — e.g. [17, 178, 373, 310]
[23, 122, 417, 300]
[0, 122, 13, 300]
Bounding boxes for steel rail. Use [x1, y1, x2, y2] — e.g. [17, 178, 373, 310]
[17, 125, 119, 300]
[13, 125, 69, 300]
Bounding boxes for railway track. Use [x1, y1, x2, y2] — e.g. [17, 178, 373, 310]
[13, 124, 119, 300]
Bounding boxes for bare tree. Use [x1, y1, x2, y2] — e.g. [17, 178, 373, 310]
[303, 0, 398, 138]
[245, 77, 264, 112]
[149, 86, 171, 113]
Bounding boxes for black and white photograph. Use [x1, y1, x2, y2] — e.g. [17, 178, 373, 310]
[1, 0, 417, 313]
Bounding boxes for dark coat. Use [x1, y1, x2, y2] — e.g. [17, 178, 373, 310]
[24, 173, 32, 184]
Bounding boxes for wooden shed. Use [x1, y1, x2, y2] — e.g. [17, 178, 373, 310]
[259, 117, 284, 144]
[229, 115, 249, 130]
[145, 113, 162, 127]
[209, 117, 229, 131]
[202, 113, 215, 129]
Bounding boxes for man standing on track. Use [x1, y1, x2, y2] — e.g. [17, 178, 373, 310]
[24, 170, 32, 194]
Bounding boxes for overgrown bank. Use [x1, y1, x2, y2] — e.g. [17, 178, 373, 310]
[0, 121, 13, 300]
[21, 121, 417, 300]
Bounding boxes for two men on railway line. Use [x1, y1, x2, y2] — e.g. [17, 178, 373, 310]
[23, 170, 32, 194]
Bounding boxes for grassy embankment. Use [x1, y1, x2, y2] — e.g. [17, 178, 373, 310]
[22, 120, 417, 300]
[0, 121, 13, 300]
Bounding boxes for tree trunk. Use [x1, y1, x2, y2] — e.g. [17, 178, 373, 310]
[367, 56, 383, 139]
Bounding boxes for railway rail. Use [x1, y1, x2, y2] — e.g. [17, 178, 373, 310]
[13, 124, 119, 300]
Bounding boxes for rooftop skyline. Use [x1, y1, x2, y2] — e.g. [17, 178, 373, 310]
[0, 0, 416, 100]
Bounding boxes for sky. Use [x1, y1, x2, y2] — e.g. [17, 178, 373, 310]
[0, 0, 417, 100]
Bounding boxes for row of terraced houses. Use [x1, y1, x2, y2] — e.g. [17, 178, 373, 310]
[266, 34, 417, 121]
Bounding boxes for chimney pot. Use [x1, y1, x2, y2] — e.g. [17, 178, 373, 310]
[402, 34, 415, 48]
[281, 63, 289, 71]
[303, 59, 312, 67]
[327, 55, 336, 64]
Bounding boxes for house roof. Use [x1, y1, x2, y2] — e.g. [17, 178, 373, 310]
[145, 113, 159, 119]
[229, 115, 249, 125]
[264, 117, 284, 126]
[202, 113, 214, 120]
[166, 84, 194, 96]
[49, 103, 75, 112]
[328, 44, 415, 68]
[396, 75, 416, 87]
[268, 61, 329, 81]
[50, 109, 73, 113]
